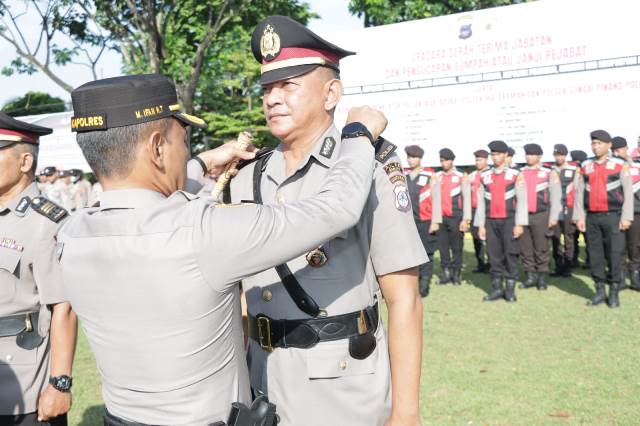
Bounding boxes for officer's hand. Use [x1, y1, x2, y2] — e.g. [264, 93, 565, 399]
[548, 220, 558, 229]
[196, 141, 257, 178]
[513, 225, 524, 239]
[478, 226, 486, 240]
[428, 223, 439, 234]
[459, 220, 470, 232]
[576, 220, 586, 232]
[620, 219, 632, 231]
[346, 106, 387, 140]
[37, 385, 71, 422]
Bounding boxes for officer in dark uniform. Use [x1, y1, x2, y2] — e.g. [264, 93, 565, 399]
[469, 150, 491, 272]
[405, 145, 441, 297]
[518, 144, 561, 291]
[434, 148, 471, 285]
[570, 150, 589, 269]
[611, 136, 640, 291]
[475, 141, 528, 302]
[550, 144, 578, 277]
[0, 112, 76, 425]
[573, 130, 633, 308]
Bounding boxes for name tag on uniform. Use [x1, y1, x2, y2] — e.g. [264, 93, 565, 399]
[606, 162, 615, 170]
[417, 175, 428, 186]
[564, 170, 573, 178]
[452, 176, 459, 183]
[538, 171, 546, 178]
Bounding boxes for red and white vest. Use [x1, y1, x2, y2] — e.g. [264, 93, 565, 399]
[521, 165, 552, 214]
[580, 156, 626, 213]
[480, 167, 521, 219]
[437, 169, 465, 218]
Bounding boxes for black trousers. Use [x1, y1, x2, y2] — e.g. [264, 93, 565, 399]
[586, 212, 625, 284]
[438, 216, 464, 269]
[552, 207, 576, 264]
[415, 220, 437, 280]
[624, 213, 640, 271]
[520, 211, 551, 273]
[471, 209, 486, 266]
[0, 413, 67, 426]
[486, 217, 520, 280]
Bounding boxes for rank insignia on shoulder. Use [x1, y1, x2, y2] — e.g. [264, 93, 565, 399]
[16, 196, 31, 214]
[383, 162, 402, 176]
[374, 137, 396, 163]
[320, 137, 336, 159]
[30, 197, 68, 223]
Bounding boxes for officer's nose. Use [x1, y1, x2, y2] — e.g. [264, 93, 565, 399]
[263, 86, 283, 108]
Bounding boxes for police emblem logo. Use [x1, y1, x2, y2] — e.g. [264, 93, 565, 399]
[394, 185, 411, 212]
[260, 24, 281, 62]
[306, 247, 328, 267]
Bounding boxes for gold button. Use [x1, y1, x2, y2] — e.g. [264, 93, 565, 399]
[6, 354, 13, 362]
[339, 360, 347, 370]
[262, 290, 273, 302]
[277, 194, 285, 204]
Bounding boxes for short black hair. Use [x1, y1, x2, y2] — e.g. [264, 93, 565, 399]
[76, 118, 171, 179]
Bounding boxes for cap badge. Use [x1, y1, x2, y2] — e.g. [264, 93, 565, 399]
[260, 24, 281, 62]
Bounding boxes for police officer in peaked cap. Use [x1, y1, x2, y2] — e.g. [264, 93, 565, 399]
[60, 71, 387, 425]
[229, 15, 426, 426]
[0, 112, 77, 425]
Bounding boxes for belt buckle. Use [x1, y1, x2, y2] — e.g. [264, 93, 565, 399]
[25, 313, 33, 332]
[257, 316, 273, 352]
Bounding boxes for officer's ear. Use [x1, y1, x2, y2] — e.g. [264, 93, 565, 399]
[322, 76, 342, 112]
[147, 130, 166, 171]
[17, 149, 35, 174]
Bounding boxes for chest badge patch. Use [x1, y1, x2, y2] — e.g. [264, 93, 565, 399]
[1, 237, 24, 252]
[16, 196, 31, 214]
[306, 246, 328, 267]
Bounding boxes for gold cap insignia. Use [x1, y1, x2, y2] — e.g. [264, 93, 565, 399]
[260, 24, 281, 62]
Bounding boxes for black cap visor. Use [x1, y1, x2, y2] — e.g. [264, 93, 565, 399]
[171, 110, 207, 130]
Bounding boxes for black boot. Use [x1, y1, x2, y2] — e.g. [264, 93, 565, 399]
[608, 283, 620, 308]
[519, 271, 538, 289]
[504, 279, 517, 302]
[483, 276, 504, 302]
[472, 262, 485, 273]
[451, 269, 462, 285]
[630, 270, 640, 291]
[550, 257, 563, 277]
[419, 276, 430, 298]
[586, 282, 607, 306]
[439, 267, 451, 285]
[537, 272, 548, 290]
[561, 258, 572, 277]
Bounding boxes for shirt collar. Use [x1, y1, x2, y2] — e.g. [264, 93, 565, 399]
[0, 182, 39, 216]
[99, 189, 167, 210]
[265, 125, 340, 185]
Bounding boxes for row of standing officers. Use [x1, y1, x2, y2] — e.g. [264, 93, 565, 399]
[405, 132, 640, 308]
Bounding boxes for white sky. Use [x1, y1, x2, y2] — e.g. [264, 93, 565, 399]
[0, 0, 363, 105]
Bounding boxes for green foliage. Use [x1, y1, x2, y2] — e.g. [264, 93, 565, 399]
[348, 0, 525, 26]
[1, 57, 37, 77]
[1, 91, 66, 116]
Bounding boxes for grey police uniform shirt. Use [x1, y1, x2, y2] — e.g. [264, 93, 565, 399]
[230, 125, 428, 426]
[0, 183, 66, 415]
[56, 139, 376, 426]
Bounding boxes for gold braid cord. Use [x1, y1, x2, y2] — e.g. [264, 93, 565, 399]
[211, 131, 253, 201]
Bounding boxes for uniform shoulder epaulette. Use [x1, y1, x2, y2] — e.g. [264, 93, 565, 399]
[480, 168, 493, 177]
[236, 147, 275, 172]
[30, 196, 68, 223]
[609, 156, 626, 165]
[507, 166, 520, 174]
[374, 137, 397, 164]
[172, 191, 200, 202]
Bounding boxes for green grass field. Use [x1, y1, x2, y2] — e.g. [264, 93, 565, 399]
[68, 239, 640, 425]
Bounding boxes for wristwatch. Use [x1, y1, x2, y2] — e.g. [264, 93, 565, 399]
[341, 122, 375, 145]
[49, 375, 73, 393]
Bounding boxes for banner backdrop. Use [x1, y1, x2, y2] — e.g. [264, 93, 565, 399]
[332, 0, 640, 165]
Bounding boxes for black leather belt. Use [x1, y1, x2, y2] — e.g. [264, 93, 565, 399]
[248, 303, 379, 352]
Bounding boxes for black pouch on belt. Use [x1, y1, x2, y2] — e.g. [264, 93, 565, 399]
[348, 307, 377, 360]
[16, 312, 45, 350]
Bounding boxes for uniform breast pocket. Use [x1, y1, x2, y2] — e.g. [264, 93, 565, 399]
[302, 231, 354, 281]
[0, 249, 21, 303]
[0, 338, 38, 366]
[306, 338, 378, 379]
